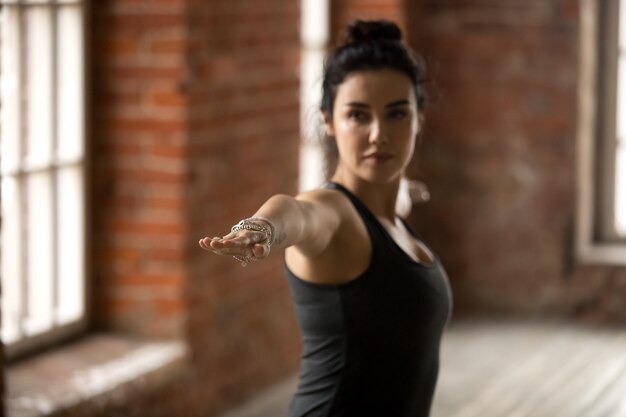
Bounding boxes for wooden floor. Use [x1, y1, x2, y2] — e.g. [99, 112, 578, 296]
[432, 320, 626, 417]
[219, 320, 626, 417]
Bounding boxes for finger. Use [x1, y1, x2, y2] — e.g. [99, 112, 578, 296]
[199, 236, 230, 251]
[201, 236, 223, 248]
[209, 237, 247, 250]
[211, 231, 266, 249]
[199, 237, 212, 250]
[200, 242, 250, 257]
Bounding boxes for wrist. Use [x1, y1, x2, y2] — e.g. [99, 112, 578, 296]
[244, 216, 276, 246]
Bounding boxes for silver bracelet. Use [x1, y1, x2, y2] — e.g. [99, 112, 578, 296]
[230, 219, 273, 245]
[229, 217, 276, 267]
[232, 254, 251, 267]
[245, 216, 276, 246]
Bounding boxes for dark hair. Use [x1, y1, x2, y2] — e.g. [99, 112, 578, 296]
[321, 20, 427, 117]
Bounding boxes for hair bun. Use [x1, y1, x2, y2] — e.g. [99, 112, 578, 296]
[345, 20, 402, 44]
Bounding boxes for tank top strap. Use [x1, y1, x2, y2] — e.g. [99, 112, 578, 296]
[323, 182, 389, 244]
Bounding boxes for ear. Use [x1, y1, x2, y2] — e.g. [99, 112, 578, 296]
[322, 111, 335, 137]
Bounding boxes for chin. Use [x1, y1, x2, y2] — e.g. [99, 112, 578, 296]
[359, 169, 402, 185]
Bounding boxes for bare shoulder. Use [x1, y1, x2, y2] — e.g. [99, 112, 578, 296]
[295, 188, 353, 217]
[289, 188, 352, 254]
[287, 187, 371, 285]
[296, 187, 345, 203]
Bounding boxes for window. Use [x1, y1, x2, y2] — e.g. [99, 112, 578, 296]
[1, 0, 87, 357]
[577, 0, 626, 264]
[299, 0, 329, 191]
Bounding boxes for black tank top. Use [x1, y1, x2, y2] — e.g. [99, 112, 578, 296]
[285, 182, 452, 417]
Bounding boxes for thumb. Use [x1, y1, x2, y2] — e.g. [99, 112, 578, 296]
[252, 243, 271, 259]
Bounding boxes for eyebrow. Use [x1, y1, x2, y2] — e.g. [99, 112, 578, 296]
[344, 99, 410, 108]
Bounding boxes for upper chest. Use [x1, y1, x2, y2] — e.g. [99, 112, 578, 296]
[376, 217, 435, 266]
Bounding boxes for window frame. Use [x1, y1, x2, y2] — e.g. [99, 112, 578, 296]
[577, 0, 626, 265]
[0, 0, 89, 359]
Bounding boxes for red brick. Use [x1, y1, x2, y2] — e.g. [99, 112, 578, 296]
[109, 219, 185, 236]
[111, 273, 185, 286]
[96, 247, 143, 263]
[154, 298, 185, 314]
[148, 38, 187, 55]
[107, 13, 187, 31]
[147, 88, 187, 107]
[107, 66, 185, 81]
[108, 117, 186, 133]
[97, 38, 141, 56]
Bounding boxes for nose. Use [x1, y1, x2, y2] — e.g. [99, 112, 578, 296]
[369, 120, 388, 145]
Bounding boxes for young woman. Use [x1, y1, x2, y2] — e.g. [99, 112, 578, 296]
[199, 20, 452, 417]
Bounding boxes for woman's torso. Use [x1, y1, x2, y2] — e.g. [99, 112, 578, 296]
[285, 182, 453, 417]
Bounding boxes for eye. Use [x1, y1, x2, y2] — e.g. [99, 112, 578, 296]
[347, 110, 369, 122]
[388, 109, 408, 119]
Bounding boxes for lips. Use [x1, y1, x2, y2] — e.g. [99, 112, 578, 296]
[363, 152, 394, 163]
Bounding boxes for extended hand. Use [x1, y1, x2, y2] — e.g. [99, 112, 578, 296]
[198, 230, 271, 266]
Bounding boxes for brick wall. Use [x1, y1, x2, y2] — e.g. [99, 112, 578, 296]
[90, 0, 301, 415]
[183, 0, 302, 411]
[409, 0, 626, 323]
[91, 0, 189, 339]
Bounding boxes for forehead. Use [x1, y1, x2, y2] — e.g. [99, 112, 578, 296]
[335, 69, 415, 105]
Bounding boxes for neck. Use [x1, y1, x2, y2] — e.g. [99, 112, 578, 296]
[331, 168, 400, 221]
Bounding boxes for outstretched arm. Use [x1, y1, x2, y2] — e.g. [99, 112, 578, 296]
[198, 190, 342, 266]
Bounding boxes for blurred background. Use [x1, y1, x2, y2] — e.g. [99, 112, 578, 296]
[2, 0, 626, 416]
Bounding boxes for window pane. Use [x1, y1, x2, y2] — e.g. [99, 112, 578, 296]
[617, 0, 626, 236]
[621, 0, 626, 49]
[617, 0, 626, 141]
[1, 177, 24, 345]
[617, 58, 626, 141]
[25, 6, 53, 169]
[56, 5, 84, 161]
[616, 143, 626, 235]
[55, 166, 85, 324]
[0, 6, 22, 174]
[301, 0, 328, 46]
[23, 172, 54, 336]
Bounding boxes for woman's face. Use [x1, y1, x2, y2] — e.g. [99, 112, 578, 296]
[325, 69, 420, 185]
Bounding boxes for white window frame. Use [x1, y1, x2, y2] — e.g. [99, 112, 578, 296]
[577, 0, 626, 265]
[1, 0, 88, 359]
